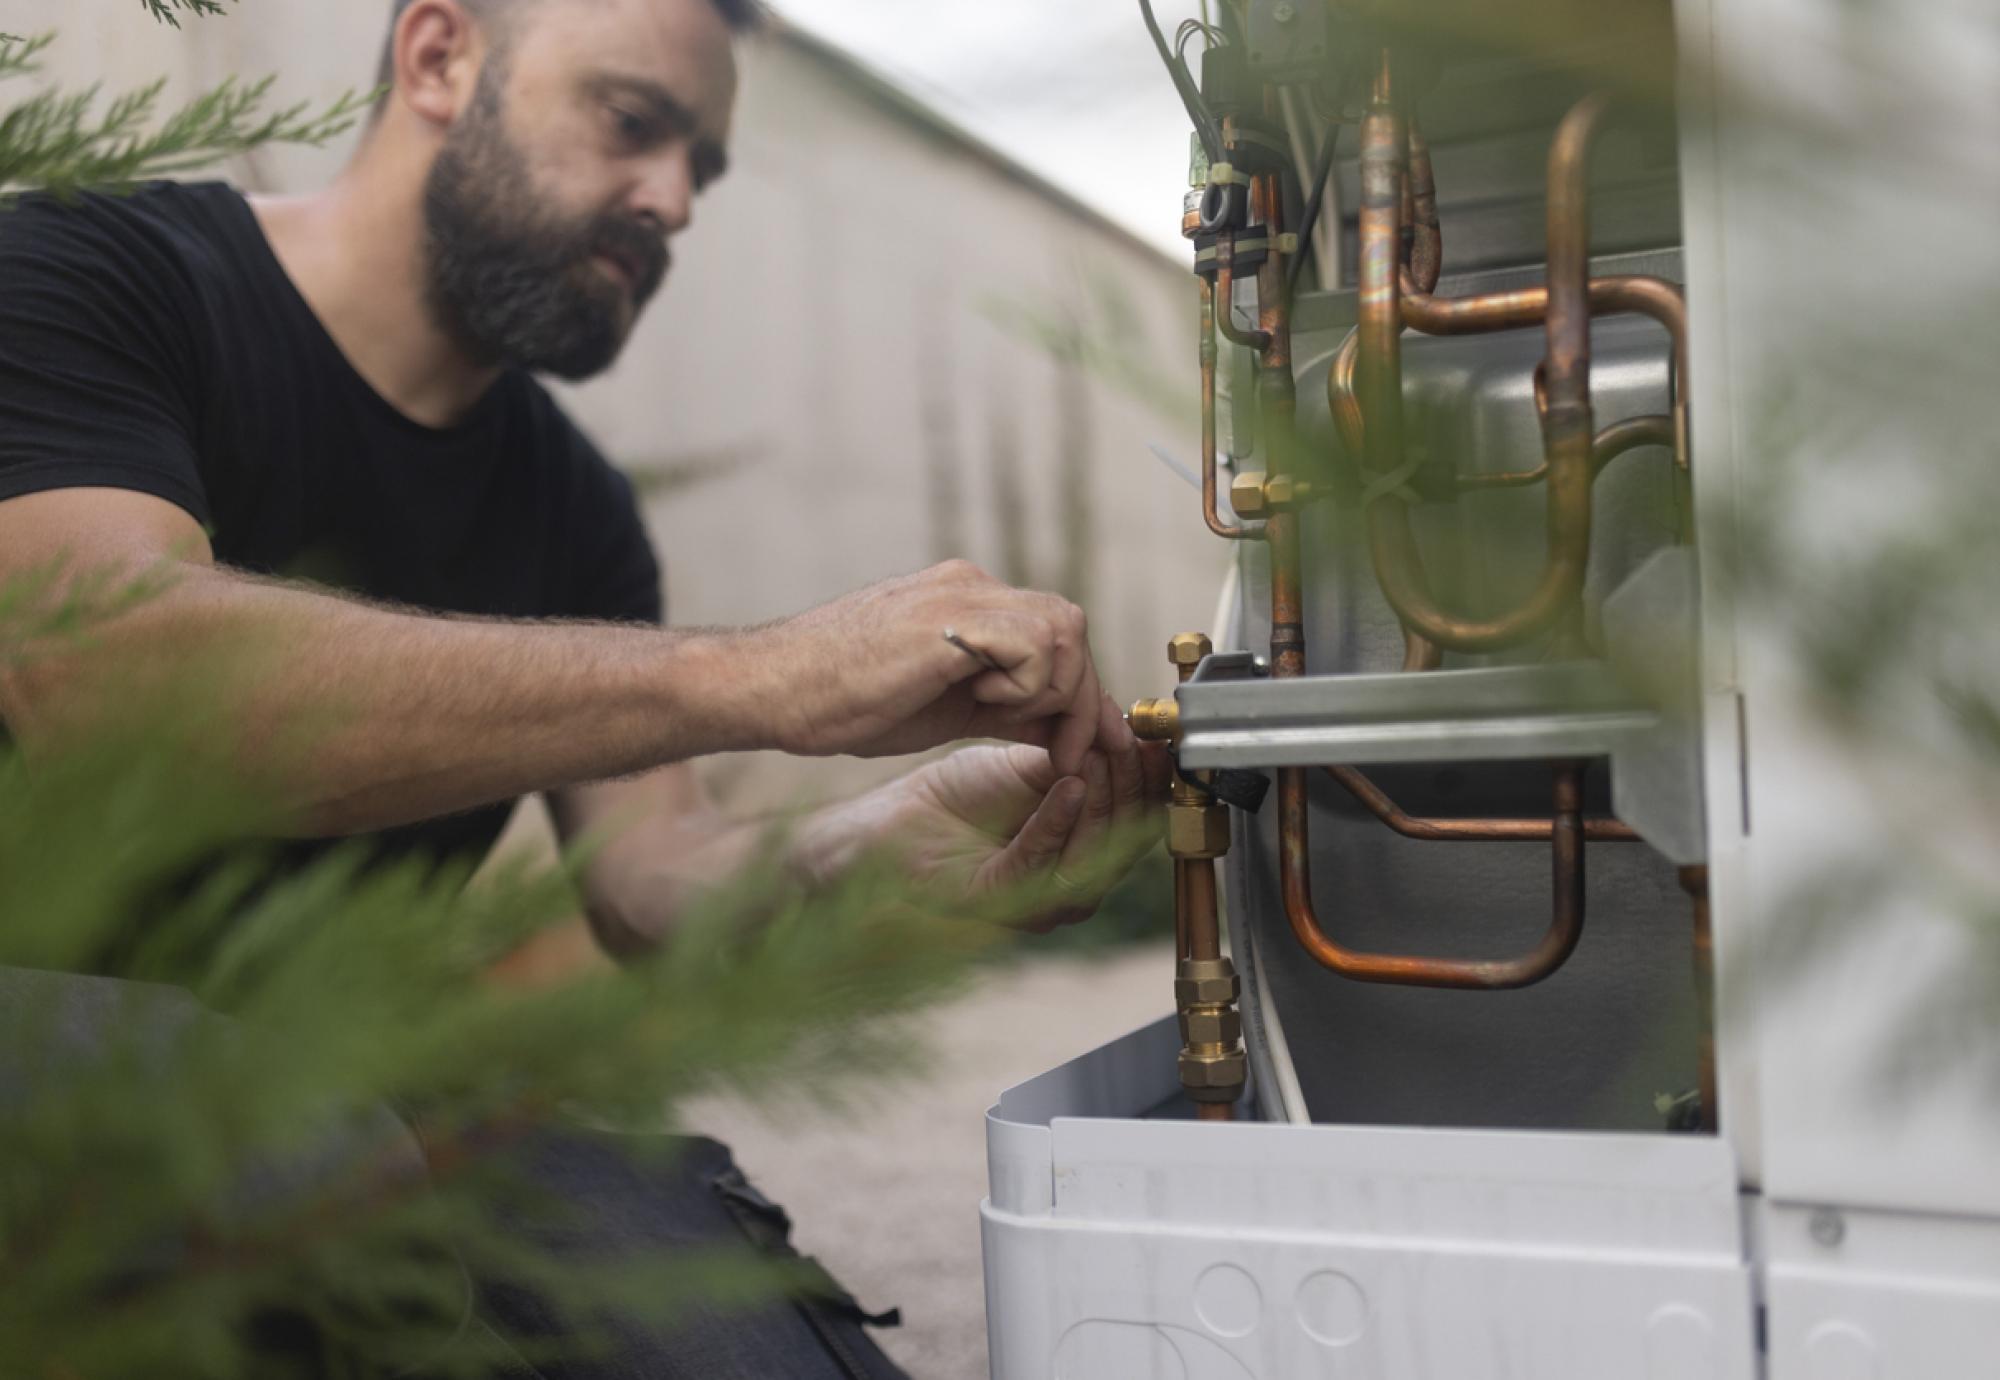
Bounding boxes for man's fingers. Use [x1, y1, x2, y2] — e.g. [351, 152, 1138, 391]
[1051, 750, 1121, 894]
[1102, 694, 1144, 808]
[1047, 653, 1101, 777]
[990, 774, 1087, 882]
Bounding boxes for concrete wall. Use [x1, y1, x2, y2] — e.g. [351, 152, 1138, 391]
[7, 3, 1224, 810]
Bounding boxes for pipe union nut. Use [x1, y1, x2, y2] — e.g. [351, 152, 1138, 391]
[1180, 1006, 1242, 1048]
[1229, 470, 1271, 518]
[1179, 1048, 1248, 1098]
[1168, 803, 1231, 859]
[1175, 957, 1240, 1007]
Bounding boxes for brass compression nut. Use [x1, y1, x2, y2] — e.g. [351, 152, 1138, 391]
[1178, 1046, 1248, 1099]
[1179, 1005, 1243, 1049]
[1128, 697, 1181, 742]
[1168, 632, 1213, 670]
[1175, 956, 1241, 1008]
[1168, 802, 1230, 859]
[1229, 471, 1311, 518]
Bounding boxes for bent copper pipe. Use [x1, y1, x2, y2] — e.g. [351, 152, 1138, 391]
[1323, 763, 1639, 842]
[1458, 412, 1676, 489]
[1362, 88, 1610, 653]
[1400, 120, 1689, 474]
[1214, 264, 1272, 352]
[1199, 280, 1261, 540]
[1277, 762, 1587, 989]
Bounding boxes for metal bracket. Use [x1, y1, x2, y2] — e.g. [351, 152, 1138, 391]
[1245, 0, 1330, 82]
[1176, 551, 1707, 862]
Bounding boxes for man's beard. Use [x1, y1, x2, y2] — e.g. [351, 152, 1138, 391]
[421, 81, 669, 381]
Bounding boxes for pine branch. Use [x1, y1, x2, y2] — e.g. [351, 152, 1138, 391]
[141, 0, 229, 27]
[0, 53, 374, 201]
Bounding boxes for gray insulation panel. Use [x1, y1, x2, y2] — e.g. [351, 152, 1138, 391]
[1228, 256, 1702, 1132]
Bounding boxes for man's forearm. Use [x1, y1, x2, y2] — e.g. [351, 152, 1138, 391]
[3, 561, 754, 836]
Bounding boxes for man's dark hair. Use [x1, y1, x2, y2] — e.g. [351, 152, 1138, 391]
[375, 0, 761, 103]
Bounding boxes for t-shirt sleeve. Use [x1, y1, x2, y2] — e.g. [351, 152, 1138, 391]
[0, 197, 212, 526]
[561, 429, 665, 627]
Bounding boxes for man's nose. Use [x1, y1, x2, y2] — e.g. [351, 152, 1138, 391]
[630, 152, 696, 236]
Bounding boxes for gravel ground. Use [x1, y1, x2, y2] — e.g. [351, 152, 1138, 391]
[680, 942, 1174, 1380]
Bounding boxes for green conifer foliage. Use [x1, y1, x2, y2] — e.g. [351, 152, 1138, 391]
[0, 8, 994, 1375]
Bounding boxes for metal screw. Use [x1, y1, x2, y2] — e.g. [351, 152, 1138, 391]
[1808, 1207, 1846, 1248]
[1272, 1, 1297, 21]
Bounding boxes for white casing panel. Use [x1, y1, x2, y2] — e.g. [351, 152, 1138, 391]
[982, 1019, 1757, 1380]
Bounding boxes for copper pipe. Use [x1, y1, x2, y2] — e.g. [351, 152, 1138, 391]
[1173, 858, 1190, 961]
[1399, 106, 1689, 481]
[1276, 762, 1587, 989]
[1401, 628, 1443, 671]
[1323, 763, 1640, 842]
[1405, 121, 1443, 294]
[1681, 864, 1717, 1133]
[1362, 92, 1613, 653]
[1458, 412, 1676, 489]
[1184, 857, 1221, 966]
[1199, 280, 1261, 540]
[1214, 264, 1272, 352]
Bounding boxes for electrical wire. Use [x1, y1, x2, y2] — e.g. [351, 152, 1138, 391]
[1287, 120, 1345, 297]
[1140, 0, 1222, 162]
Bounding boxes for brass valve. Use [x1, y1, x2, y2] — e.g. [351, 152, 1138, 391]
[1228, 470, 1313, 519]
[1152, 631, 1248, 1117]
[1128, 696, 1180, 742]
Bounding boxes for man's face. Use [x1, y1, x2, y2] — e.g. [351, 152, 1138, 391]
[422, 0, 737, 380]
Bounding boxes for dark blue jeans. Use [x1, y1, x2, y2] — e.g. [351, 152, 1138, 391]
[1, 968, 908, 1380]
[461, 1129, 910, 1380]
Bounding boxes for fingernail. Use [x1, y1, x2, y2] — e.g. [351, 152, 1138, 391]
[1060, 777, 1088, 810]
[1085, 752, 1108, 788]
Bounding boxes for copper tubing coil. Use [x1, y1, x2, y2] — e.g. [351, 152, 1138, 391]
[1323, 763, 1640, 842]
[1278, 762, 1587, 989]
[1198, 280, 1261, 540]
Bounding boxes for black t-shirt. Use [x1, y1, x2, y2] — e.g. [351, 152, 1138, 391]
[0, 180, 663, 870]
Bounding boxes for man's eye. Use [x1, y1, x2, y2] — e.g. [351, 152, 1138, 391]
[608, 107, 652, 145]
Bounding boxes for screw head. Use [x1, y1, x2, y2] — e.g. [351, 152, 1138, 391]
[1808, 1207, 1846, 1248]
[1272, 1, 1298, 21]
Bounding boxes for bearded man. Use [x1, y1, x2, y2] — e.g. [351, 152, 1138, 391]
[0, 1, 1162, 1375]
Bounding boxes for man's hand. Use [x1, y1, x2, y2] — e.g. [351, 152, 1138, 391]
[739, 561, 1131, 776]
[804, 740, 1172, 934]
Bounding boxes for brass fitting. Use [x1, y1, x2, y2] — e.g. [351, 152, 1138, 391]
[1228, 470, 1312, 518]
[1179, 1004, 1242, 1048]
[1174, 955, 1240, 1007]
[1175, 955, 1248, 1103]
[1128, 697, 1181, 742]
[1167, 802, 1230, 859]
[1168, 632, 1213, 674]
[1179, 1046, 1249, 1100]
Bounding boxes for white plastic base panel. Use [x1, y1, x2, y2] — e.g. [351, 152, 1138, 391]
[982, 1016, 1757, 1380]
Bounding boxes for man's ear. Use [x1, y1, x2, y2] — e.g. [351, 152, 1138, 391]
[390, 0, 487, 129]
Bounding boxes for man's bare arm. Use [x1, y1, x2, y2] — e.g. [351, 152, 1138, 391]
[0, 488, 1131, 837]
